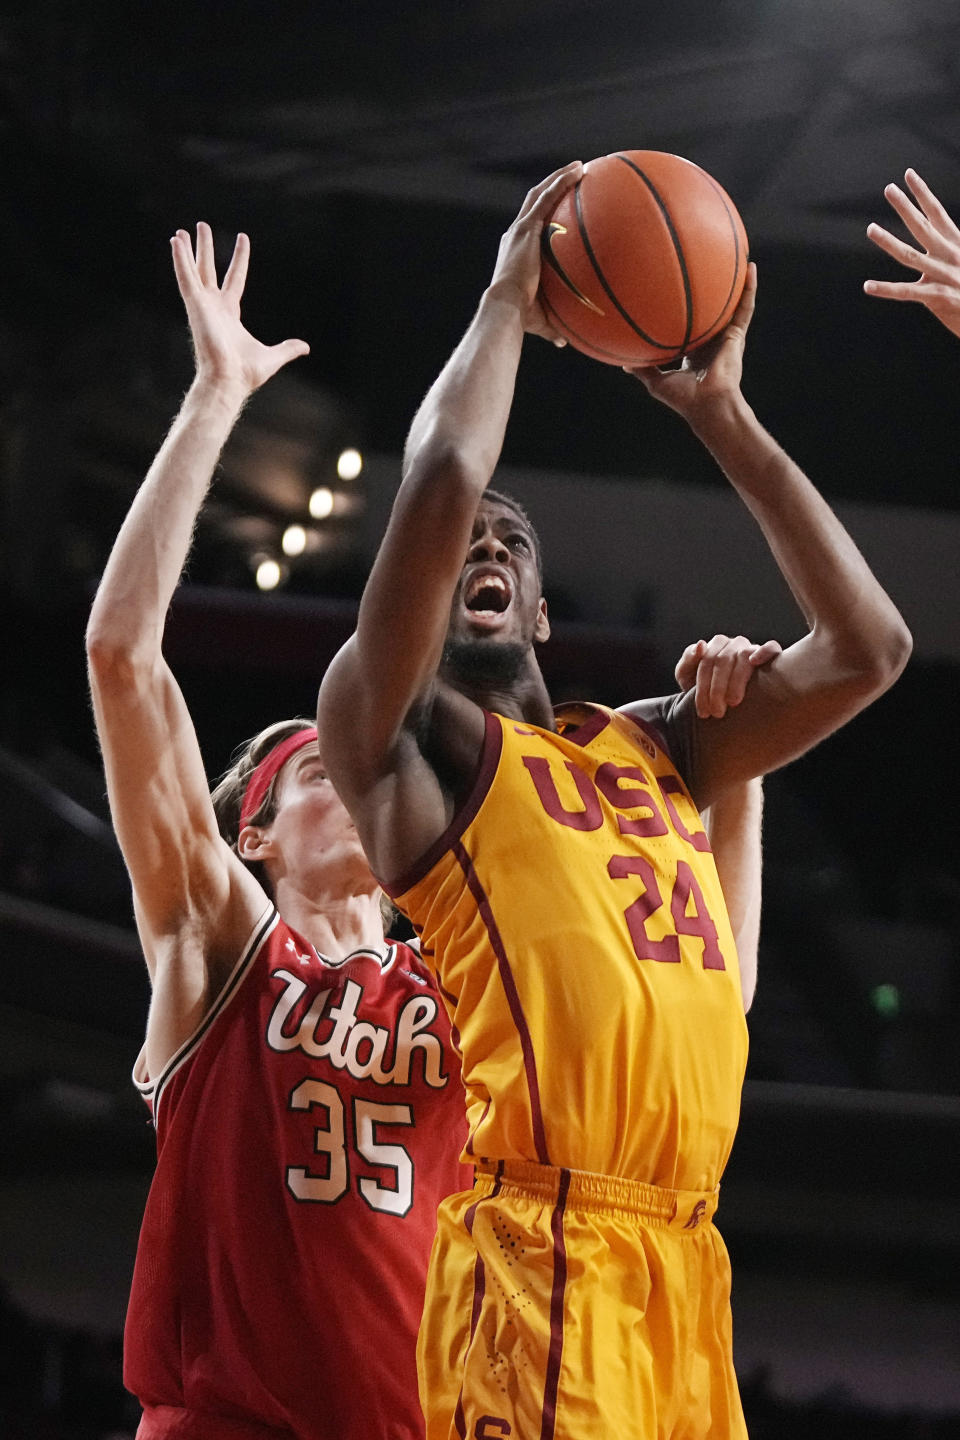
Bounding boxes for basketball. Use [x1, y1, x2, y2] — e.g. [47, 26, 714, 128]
[538, 150, 749, 367]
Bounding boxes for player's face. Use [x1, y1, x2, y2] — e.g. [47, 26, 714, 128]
[267, 742, 371, 891]
[447, 499, 548, 650]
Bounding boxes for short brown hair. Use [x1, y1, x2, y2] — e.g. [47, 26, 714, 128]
[211, 717, 315, 859]
[212, 717, 393, 928]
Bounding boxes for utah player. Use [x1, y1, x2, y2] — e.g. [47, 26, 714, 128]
[85, 223, 470, 1440]
[317, 164, 911, 1438]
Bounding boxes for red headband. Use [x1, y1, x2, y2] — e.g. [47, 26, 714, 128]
[239, 727, 318, 828]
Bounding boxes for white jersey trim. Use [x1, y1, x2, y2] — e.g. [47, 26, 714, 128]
[134, 903, 279, 1124]
[316, 942, 398, 972]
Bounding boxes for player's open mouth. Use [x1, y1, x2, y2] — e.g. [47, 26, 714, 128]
[464, 570, 512, 622]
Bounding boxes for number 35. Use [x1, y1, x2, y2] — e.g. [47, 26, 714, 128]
[286, 1078, 414, 1216]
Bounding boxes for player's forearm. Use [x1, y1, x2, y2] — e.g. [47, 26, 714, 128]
[87, 378, 245, 658]
[692, 397, 912, 686]
[703, 777, 763, 1012]
[402, 287, 526, 492]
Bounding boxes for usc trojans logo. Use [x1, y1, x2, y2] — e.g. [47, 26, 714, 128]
[683, 1200, 707, 1230]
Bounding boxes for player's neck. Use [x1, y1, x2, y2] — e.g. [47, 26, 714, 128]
[441, 651, 555, 729]
[275, 882, 386, 962]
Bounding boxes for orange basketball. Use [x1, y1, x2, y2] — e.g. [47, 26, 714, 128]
[538, 150, 749, 366]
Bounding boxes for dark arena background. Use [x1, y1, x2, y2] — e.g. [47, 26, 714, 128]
[2, 2, 960, 1435]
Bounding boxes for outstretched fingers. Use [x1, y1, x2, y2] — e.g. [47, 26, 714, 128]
[904, 169, 960, 242]
[865, 220, 926, 273]
[171, 224, 252, 303]
[194, 221, 218, 288]
[170, 223, 224, 303]
[866, 173, 960, 277]
[879, 182, 936, 251]
[169, 229, 200, 299]
[863, 276, 930, 303]
[221, 232, 251, 301]
[167, 222, 310, 389]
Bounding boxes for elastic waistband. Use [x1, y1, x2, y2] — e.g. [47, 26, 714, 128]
[474, 1158, 719, 1232]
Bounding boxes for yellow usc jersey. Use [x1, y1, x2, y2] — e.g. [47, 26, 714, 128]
[387, 703, 748, 1193]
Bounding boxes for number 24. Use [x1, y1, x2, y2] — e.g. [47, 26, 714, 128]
[607, 855, 726, 970]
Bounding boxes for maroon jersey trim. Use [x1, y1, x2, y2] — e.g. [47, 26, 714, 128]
[541, 1167, 571, 1440]
[383, 709, 503, 898]
[452, 840, 550, 1165]
[552, 701, 611, 748]
[149, 905, 278, 1121]
[454, 1163, 504, 1439]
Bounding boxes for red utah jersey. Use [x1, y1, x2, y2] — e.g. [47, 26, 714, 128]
[124, 906, 470, 1440]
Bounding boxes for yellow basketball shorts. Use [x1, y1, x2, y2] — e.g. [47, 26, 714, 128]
[417, 1160, 747, 1440]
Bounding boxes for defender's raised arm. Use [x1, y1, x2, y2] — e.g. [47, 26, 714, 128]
[85, 224, 309, 1071]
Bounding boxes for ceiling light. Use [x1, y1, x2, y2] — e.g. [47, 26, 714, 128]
[255, 558, 283, 591]
[337, 448, 363, 481]
[309, 486, 334, 519]
[282, 524, 307, 556]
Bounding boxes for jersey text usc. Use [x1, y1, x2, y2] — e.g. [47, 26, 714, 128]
[387, 704, 748, 1192]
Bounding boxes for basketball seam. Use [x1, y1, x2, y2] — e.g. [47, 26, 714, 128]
[613, 154, 694, 353]
[684, 170, 747, 347]
[569, 178, 682, 350]
[539, 287, 674, 365]
[542, 153, 747, 362]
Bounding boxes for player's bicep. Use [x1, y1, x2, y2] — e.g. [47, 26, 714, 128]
[317, 637, 396, 797]
[325, 458, 479, 769]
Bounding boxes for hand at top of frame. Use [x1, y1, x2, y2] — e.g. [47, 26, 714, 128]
[171, 223, 310, 399]
[486, 161, 583, 345]
[675, 633, 782, 720]
[865, 169, 960, 341]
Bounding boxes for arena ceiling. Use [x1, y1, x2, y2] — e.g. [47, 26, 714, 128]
[4, 0, 960, 547]
[8, 0, 960, 249]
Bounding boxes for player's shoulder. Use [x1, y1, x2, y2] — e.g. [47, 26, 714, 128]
[617, 691, 696, 779]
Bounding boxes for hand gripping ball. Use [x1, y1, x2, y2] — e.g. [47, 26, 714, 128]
[539, 150, 749, 366]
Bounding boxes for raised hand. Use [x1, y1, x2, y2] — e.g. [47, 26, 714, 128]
[171, 223, 310, 397]
[487, 161, 583, 343]
[675, 633, 782, 719]
[623, 262, 757, 422]
[864, 170, 960, 341]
